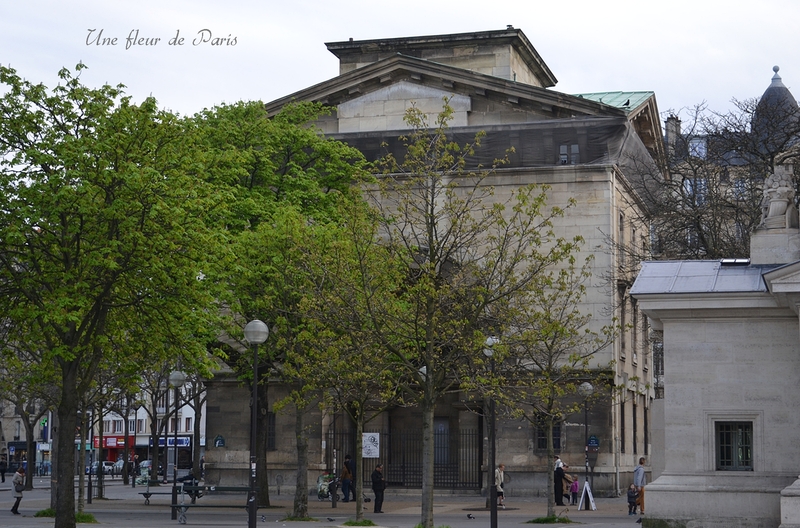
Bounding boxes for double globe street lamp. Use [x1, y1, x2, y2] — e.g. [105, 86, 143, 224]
[577, 381, 594, 495]
[483, 336, 499, 528]
[244, 320, 270, 528]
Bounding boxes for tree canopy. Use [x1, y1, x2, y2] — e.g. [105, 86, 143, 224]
[0, 63, 232, 528]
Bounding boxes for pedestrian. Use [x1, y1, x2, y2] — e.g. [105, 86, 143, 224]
[200, 456, 205, 479]
[627, 483, 639, 515]
[554, 456, 566, 506]
[494, 463, 505, 508]
[570, 477, 579, 505]
[562, 469, 573, 504]
[341, 455, 353, 503]
[11, 466, 24, 515]
[0, 456, 6, 483]
[371, 463, 385, 513]
[633, 457, 647, 515]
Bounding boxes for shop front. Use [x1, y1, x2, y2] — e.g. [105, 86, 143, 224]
[7, 441, 27, 473]
[94, 435, 135, 464]
[150, 436, 192, 474]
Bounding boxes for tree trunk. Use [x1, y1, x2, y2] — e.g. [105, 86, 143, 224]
[420, 398, 435, 528]
[54, 362, 80, 528]
[192, 390, 203, 480]
[354, 410, 364, 521]
[546, 418, 555, 518]
[292, 402, 308, 518]
[23, 417, 35, 488]
[51, 412, 59, 510]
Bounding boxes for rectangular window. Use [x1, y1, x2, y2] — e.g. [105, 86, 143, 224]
[733, 178, 748, 200]
[185, 417, 192, 432]
[267, 412, 277, 451]
[536, 423, 562, 450]
[716, 421, 753, 471]
[129, 419, 136, 432]
[137, 419, 144, 433]
[559, 144, 579, 165]
[644, 407, 649, 455]
[620, 401, 626, 454]
[684, 178, 708, 206]
[618, 213, 626, 267]
[632, 299, 639, 365]
[619, 285, 627, 359]
[633, 401, 638, 455]
[689, 137, 707, 158]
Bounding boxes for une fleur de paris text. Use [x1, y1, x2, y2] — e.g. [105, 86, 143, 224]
[86, 29, 237, 49]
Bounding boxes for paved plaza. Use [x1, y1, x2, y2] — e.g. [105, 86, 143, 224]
[0, 476, 643, 528]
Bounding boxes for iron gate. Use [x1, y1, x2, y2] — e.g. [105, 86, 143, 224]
[324, 428, 482, 490]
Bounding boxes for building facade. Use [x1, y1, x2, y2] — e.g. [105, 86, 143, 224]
[206, 27, 660, 497]
[630, 70, 800, 528]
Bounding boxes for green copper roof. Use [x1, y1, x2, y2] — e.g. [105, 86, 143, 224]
[573, 91, 654, 113]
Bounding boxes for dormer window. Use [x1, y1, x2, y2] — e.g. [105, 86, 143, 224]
[560, 144, 579, 165]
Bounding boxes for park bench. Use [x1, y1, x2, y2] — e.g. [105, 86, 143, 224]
[172, 484, 255, 524]
[139, 480, 174, 505]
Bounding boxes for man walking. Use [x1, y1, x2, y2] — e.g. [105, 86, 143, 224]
[0, 456, 7, 483]
[633, 457, 647, 515]
[371, 463, 386, 513]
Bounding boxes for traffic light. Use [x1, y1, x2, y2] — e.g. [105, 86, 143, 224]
[41, 417, 48, 427]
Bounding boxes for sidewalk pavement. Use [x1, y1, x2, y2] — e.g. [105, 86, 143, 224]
[0, 477, 644, 528]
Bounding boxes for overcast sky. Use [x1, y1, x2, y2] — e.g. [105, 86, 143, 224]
[2, 0, 799, 124]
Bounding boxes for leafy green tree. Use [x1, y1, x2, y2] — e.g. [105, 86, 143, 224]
[293, 197, 403, 521]
[498, 259, 615, 517]
[344, 100, 583, 528]
[0, 64, 230, 528]
[198, 100, 368, 515]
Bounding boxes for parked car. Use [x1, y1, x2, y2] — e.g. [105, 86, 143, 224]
[113, 459, 134, 475]
[138, 459, 163, 476]
[85, 461, 115, 475]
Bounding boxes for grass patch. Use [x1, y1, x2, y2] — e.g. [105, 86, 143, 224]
[527, 515, 574, 524]
[413, 525, 452, 528]
[34, 509, 98, 523]
[283, 516, 317, 522]
[343, 520, 377, 526]
[76, 512, 99, 523]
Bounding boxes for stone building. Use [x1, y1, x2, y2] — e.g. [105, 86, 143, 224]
[205, 27, 660, 497]
[630, 70, 800, 528]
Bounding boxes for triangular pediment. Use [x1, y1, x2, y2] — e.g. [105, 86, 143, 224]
[264, 54, 624, 122]
[338, 81, 471, 133]
[764, 260, 800, 311]
[764, 261, 800, 293]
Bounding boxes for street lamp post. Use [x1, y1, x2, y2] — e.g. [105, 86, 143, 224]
[244, 320, 270, 528]
[169, 370, 186, 520]
[483, 336, 499, 528]
[578, 381, 594, 501]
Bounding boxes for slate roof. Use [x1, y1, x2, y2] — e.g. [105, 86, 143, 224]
[630, 260, 782, 295]
[575, 91, 655, 114]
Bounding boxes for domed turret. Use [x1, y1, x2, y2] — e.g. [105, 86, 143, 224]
[753, 66, 800, 154]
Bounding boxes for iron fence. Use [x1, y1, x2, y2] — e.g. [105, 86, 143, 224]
[325, 428, 482, 490]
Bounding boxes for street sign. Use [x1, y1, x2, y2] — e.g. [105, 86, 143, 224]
[588, 435, 599, 447]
